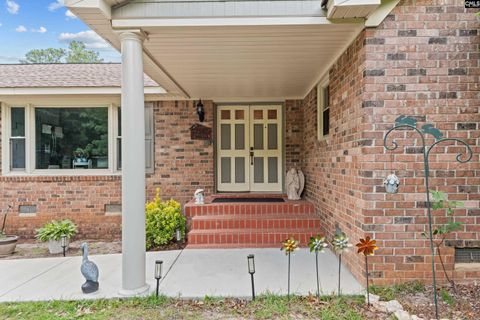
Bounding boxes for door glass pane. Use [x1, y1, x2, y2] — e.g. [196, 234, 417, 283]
[11, 108, 25, 136]
[253, 124, 264, 150]
[221, 110, 230, 120]
[11, 138, 26, 169]
[235, 124, 245, 150]
[221, 157, 231, 183]
[35, 108, 108, 170]
[268, 109, 277, 120]
[220, 124, 231, 150]
[235, 110, 244, 120]
[268, 157, 278, 183]
[235, 157, 245, 183]
[323, 109, 330, 136]
[268, 124, 278, 150]
[253, 157, 264, 183]
[253, 110, 263, 120]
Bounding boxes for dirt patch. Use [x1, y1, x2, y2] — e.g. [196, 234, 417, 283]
[399, 283, 480, 320]
[0, 239, 186, 260]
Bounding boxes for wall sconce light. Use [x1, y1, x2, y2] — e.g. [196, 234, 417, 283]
[247, 254, 256, 300]
[61, 234, 67, 257]
[154, 260, 163, 297]
[196, 99, 205, 122]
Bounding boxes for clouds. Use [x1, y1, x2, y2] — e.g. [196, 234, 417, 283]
[32, 26, 47, 33]
[15, 25, 26, 32]
[59, 30, 111, 50]
[65, 9, 77, 19]
[6, 0, 19, 14]
[48, 0, 64, 12]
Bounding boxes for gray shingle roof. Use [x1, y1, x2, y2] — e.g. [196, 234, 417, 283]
[0, 64, 159, 88]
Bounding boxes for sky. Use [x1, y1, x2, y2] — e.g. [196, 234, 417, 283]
[0, 0, 120, 63]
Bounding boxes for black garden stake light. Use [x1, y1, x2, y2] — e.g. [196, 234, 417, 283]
[247, 254, 256, 300]
[60, 234, 67, 257]
[384, 115, 472, 320]
[154, 260, 163, 297]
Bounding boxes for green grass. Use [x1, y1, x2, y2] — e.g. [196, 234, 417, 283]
[369, 281, 425, 301]
[439, 288, 455, 307]
[0, 294, 367, 320]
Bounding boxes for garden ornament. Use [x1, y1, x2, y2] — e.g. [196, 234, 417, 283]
[194, 189, 205, 204]
[286, 168, 305, 200]
[80, 242, 99, 294]
[383, 174, 400, 194]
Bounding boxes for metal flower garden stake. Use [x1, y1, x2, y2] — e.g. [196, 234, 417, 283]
[384, 115, 472, 319]
[308, 235, 328, 298]
[331, 232, 352, 296]
[356, 236, 378, 306]
[281, 237, 299, 300]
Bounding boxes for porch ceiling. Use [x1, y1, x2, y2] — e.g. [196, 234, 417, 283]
[66, 1, 367, 100]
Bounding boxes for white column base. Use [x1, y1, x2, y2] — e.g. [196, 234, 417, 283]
[118, 284, 151, 297]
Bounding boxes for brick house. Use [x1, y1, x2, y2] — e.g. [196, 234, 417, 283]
[0, 0, 478, 294]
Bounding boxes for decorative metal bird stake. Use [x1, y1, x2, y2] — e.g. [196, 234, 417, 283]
[80, 242, 99, 294]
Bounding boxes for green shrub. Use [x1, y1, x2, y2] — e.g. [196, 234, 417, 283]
[36, 219, 77, 242]
[145, 189, 186, 250]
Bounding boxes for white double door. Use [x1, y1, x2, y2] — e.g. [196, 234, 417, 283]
[217, 105, 283, 192]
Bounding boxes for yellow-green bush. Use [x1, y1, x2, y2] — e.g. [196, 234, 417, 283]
[145, 189, 185, 250]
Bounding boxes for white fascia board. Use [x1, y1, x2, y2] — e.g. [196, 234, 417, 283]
[0, 87, 166, 95]
[365, 0, 401, 27]
[112, 16, 337, 28]
[65, 0, 111, 19]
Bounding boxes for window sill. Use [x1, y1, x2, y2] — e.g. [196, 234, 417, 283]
[455, 263, 480, 272]
[0, 171, 122, 182]
[2, 170, 121, 177]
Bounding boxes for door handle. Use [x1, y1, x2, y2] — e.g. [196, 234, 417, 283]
[250, 147, 254, 165]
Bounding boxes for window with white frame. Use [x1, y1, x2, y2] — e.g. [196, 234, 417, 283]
[317, 75, 330, 140]
[2, 104, 154, 175]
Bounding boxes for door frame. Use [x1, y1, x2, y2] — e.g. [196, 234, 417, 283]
[214, 102, 285, 193]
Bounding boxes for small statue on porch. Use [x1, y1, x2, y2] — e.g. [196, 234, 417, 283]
[194, 189, 205, 204]
[286, 168, 305, 200]
[80, 242, 99, 294]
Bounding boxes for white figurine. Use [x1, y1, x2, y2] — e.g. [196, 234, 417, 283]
[286, 168, 305, 200]
[194, 189, 205, 204]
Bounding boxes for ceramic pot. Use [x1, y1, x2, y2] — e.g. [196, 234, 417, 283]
[0, 235, 18, 256]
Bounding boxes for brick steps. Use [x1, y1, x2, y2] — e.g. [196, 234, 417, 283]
[187, 228, 319, 247]
[190, 214, 321, 230]
[185, 196, 320, 248]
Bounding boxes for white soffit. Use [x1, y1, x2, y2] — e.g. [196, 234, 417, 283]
[327, 0, 381, 19]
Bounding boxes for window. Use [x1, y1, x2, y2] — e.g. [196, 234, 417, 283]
[317, 75, 330, 140]
[2, 104, 154, 175]
[35, 107, 108, 170]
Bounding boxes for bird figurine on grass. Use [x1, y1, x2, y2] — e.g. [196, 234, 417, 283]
[80, 242, 99, 294]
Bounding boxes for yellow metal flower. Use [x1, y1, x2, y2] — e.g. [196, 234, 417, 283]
[281, 237, 299, 254]
[356, 236, 378, 256]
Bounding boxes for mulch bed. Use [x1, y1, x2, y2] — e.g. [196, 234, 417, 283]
[399, 283, 480, 320]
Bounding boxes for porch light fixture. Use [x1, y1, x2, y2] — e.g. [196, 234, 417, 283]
[60, 234, 67, 257]
[196, 99, 205, 122]
[154, 260, 163, 297]
[247, 254, 256, 300]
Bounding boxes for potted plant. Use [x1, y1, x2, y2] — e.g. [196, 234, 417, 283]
[0, 205, 18, 256]
[36, 219, 77, 254]
[73, 148, 89, 166]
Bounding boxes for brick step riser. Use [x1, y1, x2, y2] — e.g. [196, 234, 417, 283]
[185, 204, 315, 217]
[188, 232, 316, 246]
[190, 219, 321, 230]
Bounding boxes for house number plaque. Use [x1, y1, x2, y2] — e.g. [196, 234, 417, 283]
[190, 124, 212, 141]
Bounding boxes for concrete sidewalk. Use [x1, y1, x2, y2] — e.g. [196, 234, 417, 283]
[0, 248, 363, 302]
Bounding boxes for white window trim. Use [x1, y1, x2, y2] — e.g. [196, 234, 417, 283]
[317, 74, 330, 141]
[1, 103, 121, 176]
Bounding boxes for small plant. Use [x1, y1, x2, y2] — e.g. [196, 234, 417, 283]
[421, 190, 463, 290]
[281, 237, 299, 300]
[331, 232, 352, 296]
[73, 148, 89, 159]
[440, 288, 454, 307]
[308, 235, 328, 298]
[36, 219, 77, 242]
[0, 205, 13, 239]
[356, 236, 379, 306]
[145, 188, 186, 250]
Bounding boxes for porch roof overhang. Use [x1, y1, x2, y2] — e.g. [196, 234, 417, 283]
[66, 0, 395, 100]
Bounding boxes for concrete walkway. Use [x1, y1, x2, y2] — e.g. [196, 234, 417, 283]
[0, 248, 363, 302]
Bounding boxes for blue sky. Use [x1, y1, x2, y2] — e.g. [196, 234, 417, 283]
[0, 0, 120, 63]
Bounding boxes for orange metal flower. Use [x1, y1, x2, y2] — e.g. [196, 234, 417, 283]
[356, 236, 378, 256]
[281, 237, 299, 254]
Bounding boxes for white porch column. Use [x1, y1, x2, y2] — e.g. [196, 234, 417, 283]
[119, 30, 149, 296]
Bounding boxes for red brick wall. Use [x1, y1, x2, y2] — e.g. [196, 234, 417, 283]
[285, 100, 304, 171]
[360, 0, 480, 285]
[0, 100, 215, 239]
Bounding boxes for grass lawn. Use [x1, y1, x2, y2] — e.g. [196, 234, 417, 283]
[0, 294, 368, 320]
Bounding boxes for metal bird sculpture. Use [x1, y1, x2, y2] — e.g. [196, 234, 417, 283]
[395, 115, 417, 127]
[80, 242, 99, 294]
[421, 123, 443, 140]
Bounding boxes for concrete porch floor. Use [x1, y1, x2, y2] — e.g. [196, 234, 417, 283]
[0, 248, 363, 302]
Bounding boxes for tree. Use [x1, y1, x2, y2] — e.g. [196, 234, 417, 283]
[20, 41, 104, 64]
